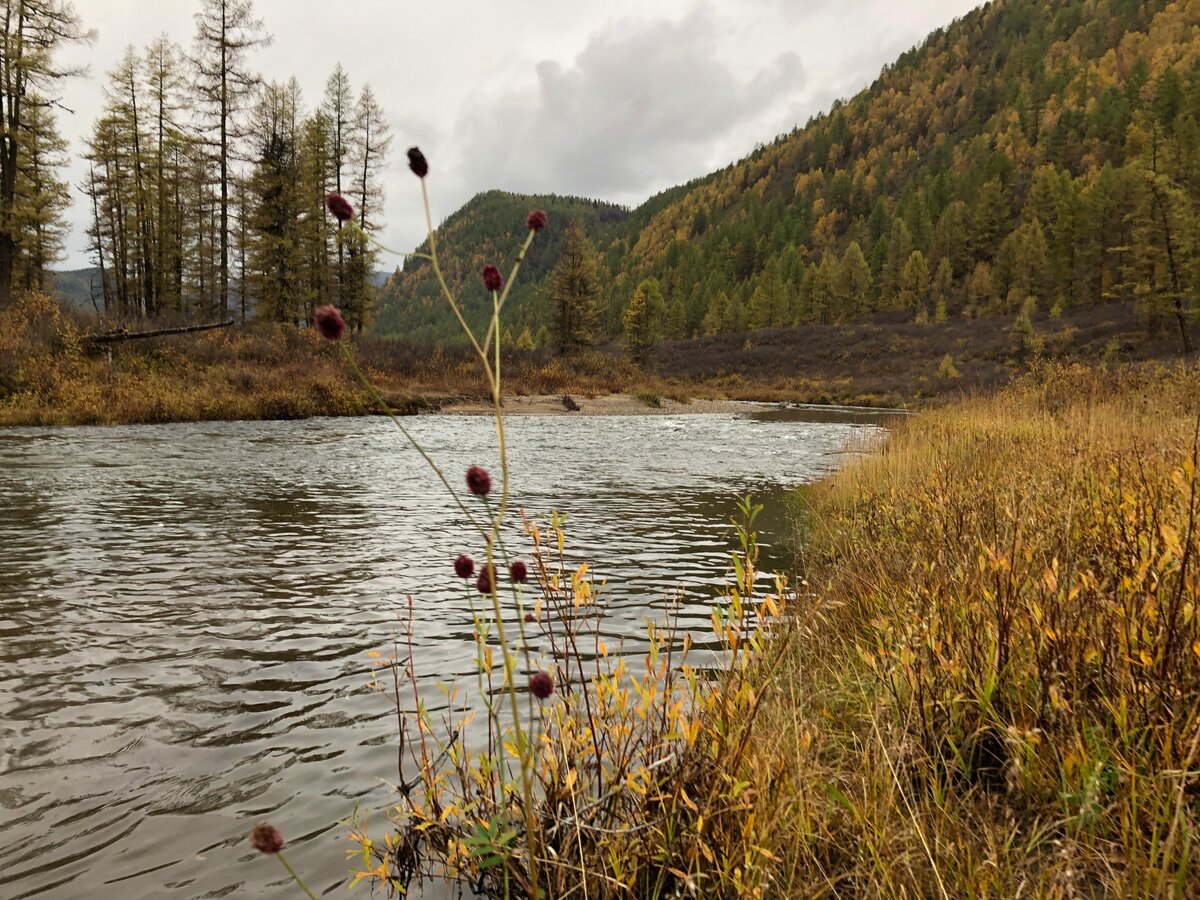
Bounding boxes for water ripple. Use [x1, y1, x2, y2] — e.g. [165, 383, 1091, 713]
[0, 410, 881, 897]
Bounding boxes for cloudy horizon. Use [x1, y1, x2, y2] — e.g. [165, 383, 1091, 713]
[57, 0, 982, 271]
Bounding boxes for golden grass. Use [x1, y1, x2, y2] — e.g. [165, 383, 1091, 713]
[745, 361, 1200, 896]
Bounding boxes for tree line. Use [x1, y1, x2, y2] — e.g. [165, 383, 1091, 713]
[80, 0, 391, 330]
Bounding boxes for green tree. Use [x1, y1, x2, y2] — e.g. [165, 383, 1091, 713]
[623, 277, 665, 363]
[898, 249, 931, 318]
[834, 241, 872, 320]
[548, 220, 601, 355]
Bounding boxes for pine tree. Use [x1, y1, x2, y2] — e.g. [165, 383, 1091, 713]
[835, 241, 872, 321]
[623, 277, 665, 363]
[548, 221, 600, 355]
[898, 250, 931, 318]
[145, 36, 189, 313]
[13, 99, 69, 292]
[246, 81, 301, 323]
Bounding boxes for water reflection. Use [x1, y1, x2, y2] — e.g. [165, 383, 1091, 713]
[0, 411, 878, 898]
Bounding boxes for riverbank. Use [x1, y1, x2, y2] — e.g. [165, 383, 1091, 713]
[745, 361, 1200, 894]
[3, 292, 1189, 427]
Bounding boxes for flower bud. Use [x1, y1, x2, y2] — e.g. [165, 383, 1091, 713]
[530, 671, 555, 699]
[325, 193, 354, 222]
[476, 565, 495, 594]
[510, 561, 528, 583]
[481, 264, 503, 293]
[313, 305, 346, 341]
[454, 554, 474, 579]
[249, 824, 284, 855]
[466, 465, 492, 496]
[407, 147, 429, 178]
[526, 209, 547, 232]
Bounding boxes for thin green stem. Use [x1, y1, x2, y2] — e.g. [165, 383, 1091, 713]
[338, 341, 489, 542]
[421, 178, 490, 366]
[275, 851, 318, 900]
[483, 230, 537, 351]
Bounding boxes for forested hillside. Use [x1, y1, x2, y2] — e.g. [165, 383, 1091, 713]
[372, 191, 628, 343]
[377, 0, 1200, 350]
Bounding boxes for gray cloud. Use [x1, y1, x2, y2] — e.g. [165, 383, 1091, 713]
[454, 7, 804, 203]
[58, 0, 983, 268]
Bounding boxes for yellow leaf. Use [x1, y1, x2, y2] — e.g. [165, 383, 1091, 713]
[367, 650, 381, 658]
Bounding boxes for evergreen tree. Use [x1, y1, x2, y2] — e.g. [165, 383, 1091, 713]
[548, 221, 600, 355]
[623, 277, 665, 363]
[899, 250, 931, 318]
[834, 241, 873, 320]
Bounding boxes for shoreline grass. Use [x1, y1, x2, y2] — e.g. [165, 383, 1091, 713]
[4, 291, 1190, 428]
[742, 361, 1200, 896]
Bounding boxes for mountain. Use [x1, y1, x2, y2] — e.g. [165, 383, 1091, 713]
[49, 269, 102, 312]
[374, 0, 1200, 349]
[373, 191, 629, 342]
[48, 268, 393, 317]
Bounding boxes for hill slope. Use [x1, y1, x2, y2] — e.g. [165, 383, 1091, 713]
[376, 0, 1200, 350]
[373, 191, 628, 342]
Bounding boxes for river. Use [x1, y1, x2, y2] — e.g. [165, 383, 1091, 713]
[0, 408, 884, 898]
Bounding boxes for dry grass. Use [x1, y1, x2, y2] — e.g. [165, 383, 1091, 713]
[744, 361, 1200, 896]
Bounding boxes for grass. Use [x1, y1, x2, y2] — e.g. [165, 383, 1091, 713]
[738, 361, 1200, 896]
[2, 291, 1192, 426]
[347, 360, 1200, 897]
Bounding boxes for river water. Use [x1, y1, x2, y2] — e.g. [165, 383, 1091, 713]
[0, 409, 883, 898]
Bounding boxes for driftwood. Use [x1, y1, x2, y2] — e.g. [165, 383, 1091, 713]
[87, 319, 235, 345]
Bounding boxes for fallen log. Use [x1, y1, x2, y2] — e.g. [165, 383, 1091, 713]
[87, 319, 236, 344]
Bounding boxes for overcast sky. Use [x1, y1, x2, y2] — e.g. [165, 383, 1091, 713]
[57, 0, 981, 270]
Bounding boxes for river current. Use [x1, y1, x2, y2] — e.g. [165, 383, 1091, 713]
[0, 409, 883, 898]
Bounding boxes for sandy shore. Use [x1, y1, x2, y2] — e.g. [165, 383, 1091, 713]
[434, 393, 777, 416]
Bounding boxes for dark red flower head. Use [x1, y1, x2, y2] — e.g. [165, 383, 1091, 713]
[476, 565, 495, 595]
[314, 304, 346, 341]
[530, 671, 555, 699]
[249, 824, 284, 855]
[465, 465, 491, 496]
[325, 193, 354, 222]
[481, 264, 503, 293]
[510, 561, 528, 583]
[524, 612, 535, 623]
[526, 209, 547, 232]
[407, 147, 429, 178]
[454, 554, 474, 579]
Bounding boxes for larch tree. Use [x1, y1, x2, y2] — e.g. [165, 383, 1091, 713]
[13, 98, 68, 291]
[0, 0, 90, 306]
[192, 0, 269, 317]
[322, 65, 354, 305]
[341, 83, 391, 332]
[144, 35, 189, 312]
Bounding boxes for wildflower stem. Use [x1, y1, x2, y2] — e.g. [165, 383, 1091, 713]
[337, 341, 489, 541]
[483, 229, 537, 351]
[421, 179, 490, 366]
[274, 851, 318, 900]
